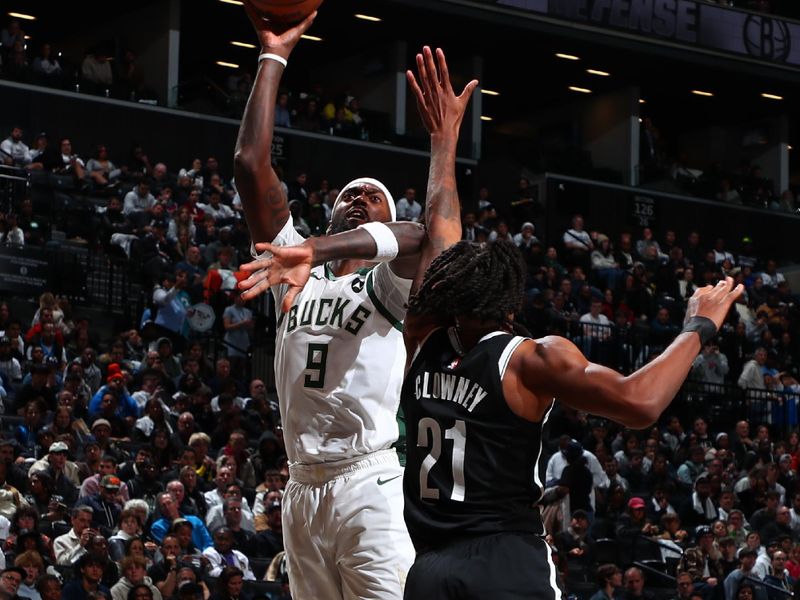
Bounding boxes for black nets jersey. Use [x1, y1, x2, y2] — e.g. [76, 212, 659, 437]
[401, 327, 551, 551]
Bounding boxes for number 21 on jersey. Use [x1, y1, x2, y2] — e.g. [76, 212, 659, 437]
[418, 417, 466, 502]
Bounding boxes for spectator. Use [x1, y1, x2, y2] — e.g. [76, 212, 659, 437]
[622, 566, 653, 600]
[679, 525, 724, 588]
[0, 127, 32, 167]
[150, 492, 212, 550]
[691, 339, 730, 390]
[724, 548, 766, 600]
[53, 506, 94, 565]
[201, 528, 254, 579]
[110, 555, 162, 600]
[274, 92, 291, 128]
[31, 43, 62, 85]
[395, 188, 421, 222]
[81, 48, 113, 91]
[589, 564, 623, 600]
[763, 549, 794, 599]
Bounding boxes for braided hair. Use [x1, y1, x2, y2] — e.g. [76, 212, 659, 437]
[409, 240, 526, 324]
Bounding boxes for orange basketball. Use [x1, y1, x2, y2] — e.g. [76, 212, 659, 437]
[246, 0, 323, 23]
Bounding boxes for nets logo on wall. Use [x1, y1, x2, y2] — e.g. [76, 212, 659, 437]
[499, 0, 800, 68]
[744, 14, 791, 62]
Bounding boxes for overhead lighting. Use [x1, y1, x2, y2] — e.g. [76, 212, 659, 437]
[789, 145, 794, 151]
[638, 118, 643, 123]
[761, 93, 783, 100]
[691, 90, 714, 97]
[216, 61, 239, 69]
[301, 34, 323, 41]
[481, 89, 500, 96]
[8, 12, 36, 20]
[230, 41, 256, 49]
[480, 116, 493, 121]
[586, 69, 610, 76]
[556, 53, 580, 61]
[23, 35, 30, 40]
[218, 0, 244, 4]
[639, 99, 646, 104]
[355, 13, 381, 22]
[569, 86, 592, 94]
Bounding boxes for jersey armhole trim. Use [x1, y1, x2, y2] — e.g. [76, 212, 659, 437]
[498, 335, 527, 380]
[366, 270, 404, 332]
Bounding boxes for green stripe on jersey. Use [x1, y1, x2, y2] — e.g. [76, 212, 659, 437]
[366, 270, 403, 332]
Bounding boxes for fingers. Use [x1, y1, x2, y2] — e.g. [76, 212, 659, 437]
[416, 51, 434, 104]
[292, 10, 318, 36]
[240, 279, 272, 301]
[238, 268, 270, 289]
[422, 46, 441, 103]
[435, 48, 452, 94]
[240, 258, 272, 273]
[254, 242, 278, 254]
[459, 79, 479, 101]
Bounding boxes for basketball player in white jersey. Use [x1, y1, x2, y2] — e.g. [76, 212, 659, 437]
[234, 5, 477, 597]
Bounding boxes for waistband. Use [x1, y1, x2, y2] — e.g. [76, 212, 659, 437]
[288, 448, 399, 484]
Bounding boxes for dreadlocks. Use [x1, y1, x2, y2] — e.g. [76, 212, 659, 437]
[409, 240, 526, 323]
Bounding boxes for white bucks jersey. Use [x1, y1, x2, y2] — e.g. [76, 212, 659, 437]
[256, 217, 411, 465]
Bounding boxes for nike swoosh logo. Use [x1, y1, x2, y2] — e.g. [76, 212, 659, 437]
[377, 475, 402, 486]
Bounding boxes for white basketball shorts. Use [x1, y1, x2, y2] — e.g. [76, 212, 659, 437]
[283, 448, 415, 600]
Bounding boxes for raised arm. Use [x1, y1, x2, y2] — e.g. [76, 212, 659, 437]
[233, 8, 316, 244]
[407, 47, 477, 292]
[238, 223, 425, 308]
[402, 47, 477, 349]
[512, 278, 743, 429]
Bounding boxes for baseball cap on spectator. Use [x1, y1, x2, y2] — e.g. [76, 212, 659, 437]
[715, 432, 728, 443]
[101, 475, 121, 490]
[92, 419, 112, 431]
[107, 363, 124, 383]
[49, 441, 68, 454]
[627, 497, 646, 510]
[83, 436, 99, 449]
[694, 473, 710, 486]
[45, 356, 59, 369]
[521, 222, 535, 232]
[695, 525, 712, 540]
[780, 454, 792, 464]
[562, 440, 583, 460]
[0, 336, 9, 346]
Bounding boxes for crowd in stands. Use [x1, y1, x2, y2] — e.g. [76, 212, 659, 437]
[1, 113, 800, 600]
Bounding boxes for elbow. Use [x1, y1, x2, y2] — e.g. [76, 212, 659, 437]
[233, 150, 258, 178]
[618, 395, 661, 430]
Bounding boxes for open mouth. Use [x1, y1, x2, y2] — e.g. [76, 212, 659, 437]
[346, 207, 368, 221]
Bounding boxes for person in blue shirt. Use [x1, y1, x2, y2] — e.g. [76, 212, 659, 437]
[87, 364, 139, 421]
[150, 491, 212, 551]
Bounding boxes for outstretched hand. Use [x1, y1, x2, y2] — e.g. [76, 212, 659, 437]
[238, 242, 313, 311]
[244, 3, 317, 59]
[685, 276, 744, 330]
[406, 46, 479, 137]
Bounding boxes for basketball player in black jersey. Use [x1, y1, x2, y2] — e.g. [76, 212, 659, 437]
[399, 241, 742, 598]
[236, 45, 741, 598]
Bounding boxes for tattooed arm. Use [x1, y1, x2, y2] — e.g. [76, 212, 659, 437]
[407, 46, 477, 293]
[402, 46, 478, 352]
[233, 8, 316, 244]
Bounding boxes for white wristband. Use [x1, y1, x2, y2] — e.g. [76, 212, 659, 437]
[358, 222, 399, 262]
[258, 53, 288, 68]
